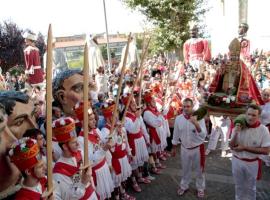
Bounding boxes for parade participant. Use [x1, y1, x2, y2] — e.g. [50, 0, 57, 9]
[52, 117, 98, 200]
[23, 128, 47, 163]
[8, 138, 47, 200]
[230, 104, 270, 200]
[23, 32, 44, 86]
[183, 25, 211, 72]
[260, 88, 270, 130]
[122, 94, 150, 186]
[95, 66, 109, 96]
[143, 91, 166, 174]
[88, 35, 105, 75]
[100, 100, 135, 199]
[205, 115, 232, 157]
[238, 23, 251, 62]
[74, 102, 115, 200]
[0, 91, 38, 199]
[172, 98, 207, 198]
[52, 69, 96, 118]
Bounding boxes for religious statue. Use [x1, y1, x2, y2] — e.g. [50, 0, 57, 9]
[208, 38, 263, 107]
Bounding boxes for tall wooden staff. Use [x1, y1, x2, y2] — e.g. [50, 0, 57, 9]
[83, 43, 89, 167]
[109, 33, 132, 136]
[44, 24, 54, 198]
[254, 49, 263, 75]
[121, 38, 151, 123]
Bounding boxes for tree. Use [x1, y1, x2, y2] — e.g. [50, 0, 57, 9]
[122, 0, 208, 53]
[0, 21, 25, 73]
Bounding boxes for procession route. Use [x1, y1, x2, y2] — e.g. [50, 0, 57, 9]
[131, 145, 270, 200]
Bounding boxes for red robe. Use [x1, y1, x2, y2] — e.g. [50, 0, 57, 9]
[209, 61, 263, 106]
[183, 38, 211, 64]
[24, 46, 44, 85]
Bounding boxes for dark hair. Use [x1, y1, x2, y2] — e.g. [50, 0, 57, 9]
[183, 98, 193, 105]
[52, 69, 82, 108]
[247, 104, 262, 115]
[23, 128, 43, 139]
[0, 91, 29, 115]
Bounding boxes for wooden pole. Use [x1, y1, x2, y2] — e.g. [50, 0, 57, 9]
[45, 24, 54, 198]
[121, 38, 151, 124]
[109, 33, 132, 136]
[83, 43, 90, 166]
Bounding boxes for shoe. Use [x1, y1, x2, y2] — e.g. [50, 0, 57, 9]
[177, 188, 187, 196]
[205, 149, 211, 156]
[146, 175, 156, 181]
[197, 190, 205, 198]
[137, 177, 151, 184]
[132, 183, 142, 193]
[221, 150, 226, 157]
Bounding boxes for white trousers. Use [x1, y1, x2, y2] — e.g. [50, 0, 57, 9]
[207, 126, 229, 151]
[232, 156, 258, 200]
[180, 146, 205, 191]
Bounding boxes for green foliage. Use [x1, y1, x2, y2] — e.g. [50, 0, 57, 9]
[122, 0, 208, 53]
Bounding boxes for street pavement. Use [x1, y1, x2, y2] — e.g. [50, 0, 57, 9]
[131, 141, 270, 200]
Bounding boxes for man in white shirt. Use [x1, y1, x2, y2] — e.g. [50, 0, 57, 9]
[172, 98, 207, 198]
[230, 104, 270, 200]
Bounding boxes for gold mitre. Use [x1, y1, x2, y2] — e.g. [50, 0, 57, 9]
[229, 38, 241, 56]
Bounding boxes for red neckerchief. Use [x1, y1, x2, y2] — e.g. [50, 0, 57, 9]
[247, 121, 261, 128]
[79, 129, 100, 144]
[126, 111, 137, 122]
[145, 106, 160, 116]
[183, 112, 191, 120]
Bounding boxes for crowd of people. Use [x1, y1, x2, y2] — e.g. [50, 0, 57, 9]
[0, 23, 270, 200]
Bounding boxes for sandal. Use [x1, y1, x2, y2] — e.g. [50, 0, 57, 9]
[132, 183, 142, 193]
[137, 177, 151, 184]
[156, 163, 166, 169]
[151, 167, 161, 175]
[197, 190, 205, 198]
[159, 155, 167, 161]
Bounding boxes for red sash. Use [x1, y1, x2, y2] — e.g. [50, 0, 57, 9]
[234, 155, 262, 180]
[79, 185, 95, 200]
[127, 132, 144, 156]
[144, 107, 161, 145]
[92, 158, 106, 186]
[111, 145, 127, 175]
[199, 144, 205, 172]
[126, 112, 144, 156]
[53, 151, 82, 177]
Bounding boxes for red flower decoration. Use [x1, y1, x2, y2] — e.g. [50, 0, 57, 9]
[14, 145, 21, 153]
[26, 139, 34, 148]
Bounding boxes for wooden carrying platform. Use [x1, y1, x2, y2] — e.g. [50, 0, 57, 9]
[204, 104, 246, 119]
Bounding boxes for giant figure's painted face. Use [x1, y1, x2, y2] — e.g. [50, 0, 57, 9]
[7, 100, 37, 139]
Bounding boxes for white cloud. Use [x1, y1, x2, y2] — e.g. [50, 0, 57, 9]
[0, 0, 147, 36]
